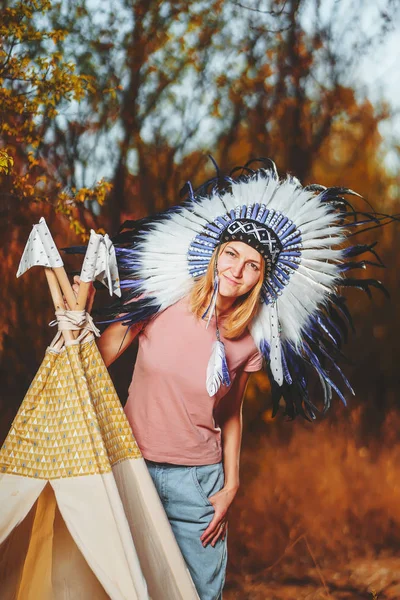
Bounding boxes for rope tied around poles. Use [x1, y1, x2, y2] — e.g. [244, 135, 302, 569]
[49, 309, 100, 348]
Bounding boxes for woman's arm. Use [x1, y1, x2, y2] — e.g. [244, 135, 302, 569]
[200, 370, 250, 547]
[219, 369, 249, 492]
[97, 321, 143, 367]
[71, 277, 142, 367]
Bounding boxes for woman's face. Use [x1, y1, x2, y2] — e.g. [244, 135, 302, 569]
[217, 242, 263, 299]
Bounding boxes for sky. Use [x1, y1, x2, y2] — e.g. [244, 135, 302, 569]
[359, 21, 400, 169]
[311, 0, 400, 170]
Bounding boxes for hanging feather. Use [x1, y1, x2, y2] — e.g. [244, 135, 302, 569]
[206, 340, 231, 397]
[269, 303, 283, 385]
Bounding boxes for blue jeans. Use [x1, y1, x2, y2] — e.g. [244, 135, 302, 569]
[145, 460, 227, 600]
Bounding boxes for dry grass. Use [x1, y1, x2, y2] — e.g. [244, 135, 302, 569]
[227, 403, 400, 583]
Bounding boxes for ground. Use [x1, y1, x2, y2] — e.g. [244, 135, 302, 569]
[225, 557, 400, 599]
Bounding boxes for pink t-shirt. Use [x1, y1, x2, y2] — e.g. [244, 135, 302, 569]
[124, 297, 263, 465]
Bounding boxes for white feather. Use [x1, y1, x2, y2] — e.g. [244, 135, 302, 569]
[206, 340, 228, 397]
[269, 303, 283, 385]
[302, 248, 344, 261]
[134, 172, 349, 355]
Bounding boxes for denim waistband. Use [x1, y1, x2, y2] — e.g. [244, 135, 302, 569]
[144, 459, 222, 469]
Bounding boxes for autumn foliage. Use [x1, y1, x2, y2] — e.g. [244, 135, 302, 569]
[0, 1, 112, 233]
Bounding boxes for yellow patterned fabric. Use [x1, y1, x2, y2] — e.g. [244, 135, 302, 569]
[0, 339, 141, 480]
[81, 340, 141, 465]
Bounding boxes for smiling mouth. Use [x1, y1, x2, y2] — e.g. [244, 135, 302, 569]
[223, 274, 240, 286]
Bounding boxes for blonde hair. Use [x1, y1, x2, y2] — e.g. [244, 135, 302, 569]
[189, 242, 265, 339]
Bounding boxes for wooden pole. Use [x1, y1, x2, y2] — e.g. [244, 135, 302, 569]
[52, 266, 78, 311]
[75, 280, 92, 312]
[44, 269, 74, 343]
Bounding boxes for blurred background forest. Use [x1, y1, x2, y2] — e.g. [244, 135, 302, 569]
[1, 0, 400, 598]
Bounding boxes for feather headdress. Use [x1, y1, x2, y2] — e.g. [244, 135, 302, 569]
[68, 159, 394, 419]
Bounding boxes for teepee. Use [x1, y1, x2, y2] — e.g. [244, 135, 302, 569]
[0, 219, 199, 600]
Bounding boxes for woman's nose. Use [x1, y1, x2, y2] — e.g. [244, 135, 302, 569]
[231, 262, 244, 278]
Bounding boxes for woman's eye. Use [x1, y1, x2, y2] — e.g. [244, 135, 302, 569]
[248, 263, 259, 271]
[226, 250, 235, 257]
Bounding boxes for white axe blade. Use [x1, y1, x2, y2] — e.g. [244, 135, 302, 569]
[16, 217, 64, 278]
[80, 230, 121, 297]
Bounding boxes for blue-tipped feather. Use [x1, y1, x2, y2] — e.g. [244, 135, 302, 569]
[206, 341, 231, 397]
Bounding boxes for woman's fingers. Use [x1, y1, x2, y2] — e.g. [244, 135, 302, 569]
[200, 513, 220, 545]
[201, 513, 227, 547]
[72, 275, 80, 298]
[201, 487, 234, 545]
[59, 276, 96, 313]
[210, 522, 227, 547]
[72, 275, 96, 312]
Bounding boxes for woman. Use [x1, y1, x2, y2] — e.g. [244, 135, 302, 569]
[75, 160, 387, 599]
[91, 240, 264, 600]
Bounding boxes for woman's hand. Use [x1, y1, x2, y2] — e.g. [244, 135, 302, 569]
[72, 276, 96, 313]
[201, 371, 249, 547]
[200, 485, 238, 547]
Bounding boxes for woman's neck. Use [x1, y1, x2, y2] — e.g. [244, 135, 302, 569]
[216, 295, 235, 317]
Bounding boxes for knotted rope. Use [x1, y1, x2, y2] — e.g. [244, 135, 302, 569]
[49, 309, 100, 349]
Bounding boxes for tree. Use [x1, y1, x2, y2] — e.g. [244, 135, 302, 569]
[211, 0, 400, 180]
[34, 0, 399, 226]
[0, 0, 111, 432]
[1, 0, 398, 435]
[0, 0, 111, 238]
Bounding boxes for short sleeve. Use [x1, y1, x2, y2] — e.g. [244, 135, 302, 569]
[243, 349, 263, 372]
